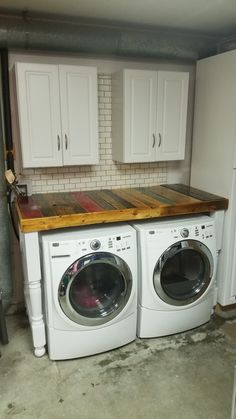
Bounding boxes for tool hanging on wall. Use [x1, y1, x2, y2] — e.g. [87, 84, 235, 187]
[5, 169, 23, 197]
[5, 169, 24, 241]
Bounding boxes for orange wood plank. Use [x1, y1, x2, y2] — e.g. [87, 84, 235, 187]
[112, 189, 151, 208]
[132, 188, 172, 207]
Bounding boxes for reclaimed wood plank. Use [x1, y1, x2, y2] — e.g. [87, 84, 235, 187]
[95, 190, 134, 210]
[16, 184, 228, 233]
[137, 186, 175, 205]
[163, 184, 224, 200]
[150, 185, 200, 204]
[17, 196, 44, 218]
[33, 193, 82, 216]
[71, 191, 106, 212]
[84, 190, 119, 210]
[112, 189, 151, 208]
[128, 188, 170, 208]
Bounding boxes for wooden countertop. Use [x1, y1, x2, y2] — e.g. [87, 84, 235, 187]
[16, 184, 228, 233]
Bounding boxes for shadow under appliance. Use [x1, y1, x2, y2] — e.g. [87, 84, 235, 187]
[41, 223, 137, 360]
[131, 215, 217, 338]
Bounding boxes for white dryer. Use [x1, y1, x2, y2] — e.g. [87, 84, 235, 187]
[41, 223, 137, 360]
[131, 215, 217, 338]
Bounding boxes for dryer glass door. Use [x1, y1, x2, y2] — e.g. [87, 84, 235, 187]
[153, 240, 214, 306]
[58, 252, 132, 326]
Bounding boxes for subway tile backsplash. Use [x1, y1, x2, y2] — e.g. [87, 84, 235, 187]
[20, 73, 167, 194]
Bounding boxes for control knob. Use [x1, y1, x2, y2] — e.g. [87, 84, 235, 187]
[180, 228, 189, 238]
[90, 239, 101, 250]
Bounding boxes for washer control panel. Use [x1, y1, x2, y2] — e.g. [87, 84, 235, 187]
[77, 233, 133, 254]
[48, 233, 134, 258]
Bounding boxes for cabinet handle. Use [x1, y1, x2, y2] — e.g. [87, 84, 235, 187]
[158, 133, 162, 147]
[57, 135, 61, 151]
[152, 134, 156, 148]
[65, 134, 68, 150]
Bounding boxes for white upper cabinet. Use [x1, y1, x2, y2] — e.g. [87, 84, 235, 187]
[156, 71, 189, 161]
[15, 63, 62, 168]
[123, 70, 157, 163]
[59, 65, 98, 166]
[112, 69, 189, 163]
[15, 62, 98, 168]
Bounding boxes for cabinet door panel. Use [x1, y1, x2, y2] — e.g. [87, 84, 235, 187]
[156, 71, 189, 161]
[124, 70, 156, 162]
[15, 63, 62, 168]
[59, 65, 98, 165]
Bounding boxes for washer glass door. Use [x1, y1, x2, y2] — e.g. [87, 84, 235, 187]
[153, 240, 214, 306]
[58, 252, 132, 326]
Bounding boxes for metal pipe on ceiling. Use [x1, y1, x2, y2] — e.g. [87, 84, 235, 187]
[217, 34, 236, 54]
[0, 13, 220, 61]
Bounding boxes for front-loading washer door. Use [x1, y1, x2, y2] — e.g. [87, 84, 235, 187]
[153, 240, 214, 306]
[58, 252, 132, 326]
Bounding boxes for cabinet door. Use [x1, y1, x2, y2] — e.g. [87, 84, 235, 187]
[124, 70, 157, 162]
[156, 71, 189, 161]
[59, 65, 98, 166]
[15, 63, 62, 168]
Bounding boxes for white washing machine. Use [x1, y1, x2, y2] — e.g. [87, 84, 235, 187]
[40, 223, 137, 360]
[131, 215, 217, 338]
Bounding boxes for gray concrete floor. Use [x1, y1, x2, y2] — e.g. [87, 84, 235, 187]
[0, 313, 236, 419]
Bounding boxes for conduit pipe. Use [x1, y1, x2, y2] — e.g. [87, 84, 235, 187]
[0, 13, 221, 61]
[218, 34, 236, 54]
[0, 70, 12, 308]
[1, 49, 14, 172]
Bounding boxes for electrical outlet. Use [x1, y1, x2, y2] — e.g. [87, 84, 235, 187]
[18, 179, 32, 196]
[17, 184, 28, 196]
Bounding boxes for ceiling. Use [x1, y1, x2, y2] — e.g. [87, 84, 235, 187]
[0, 0, 236, 36]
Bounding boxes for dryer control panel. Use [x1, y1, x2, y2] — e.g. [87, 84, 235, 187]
[148, 221, 215, 242]
[175, 223, 214, 240]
